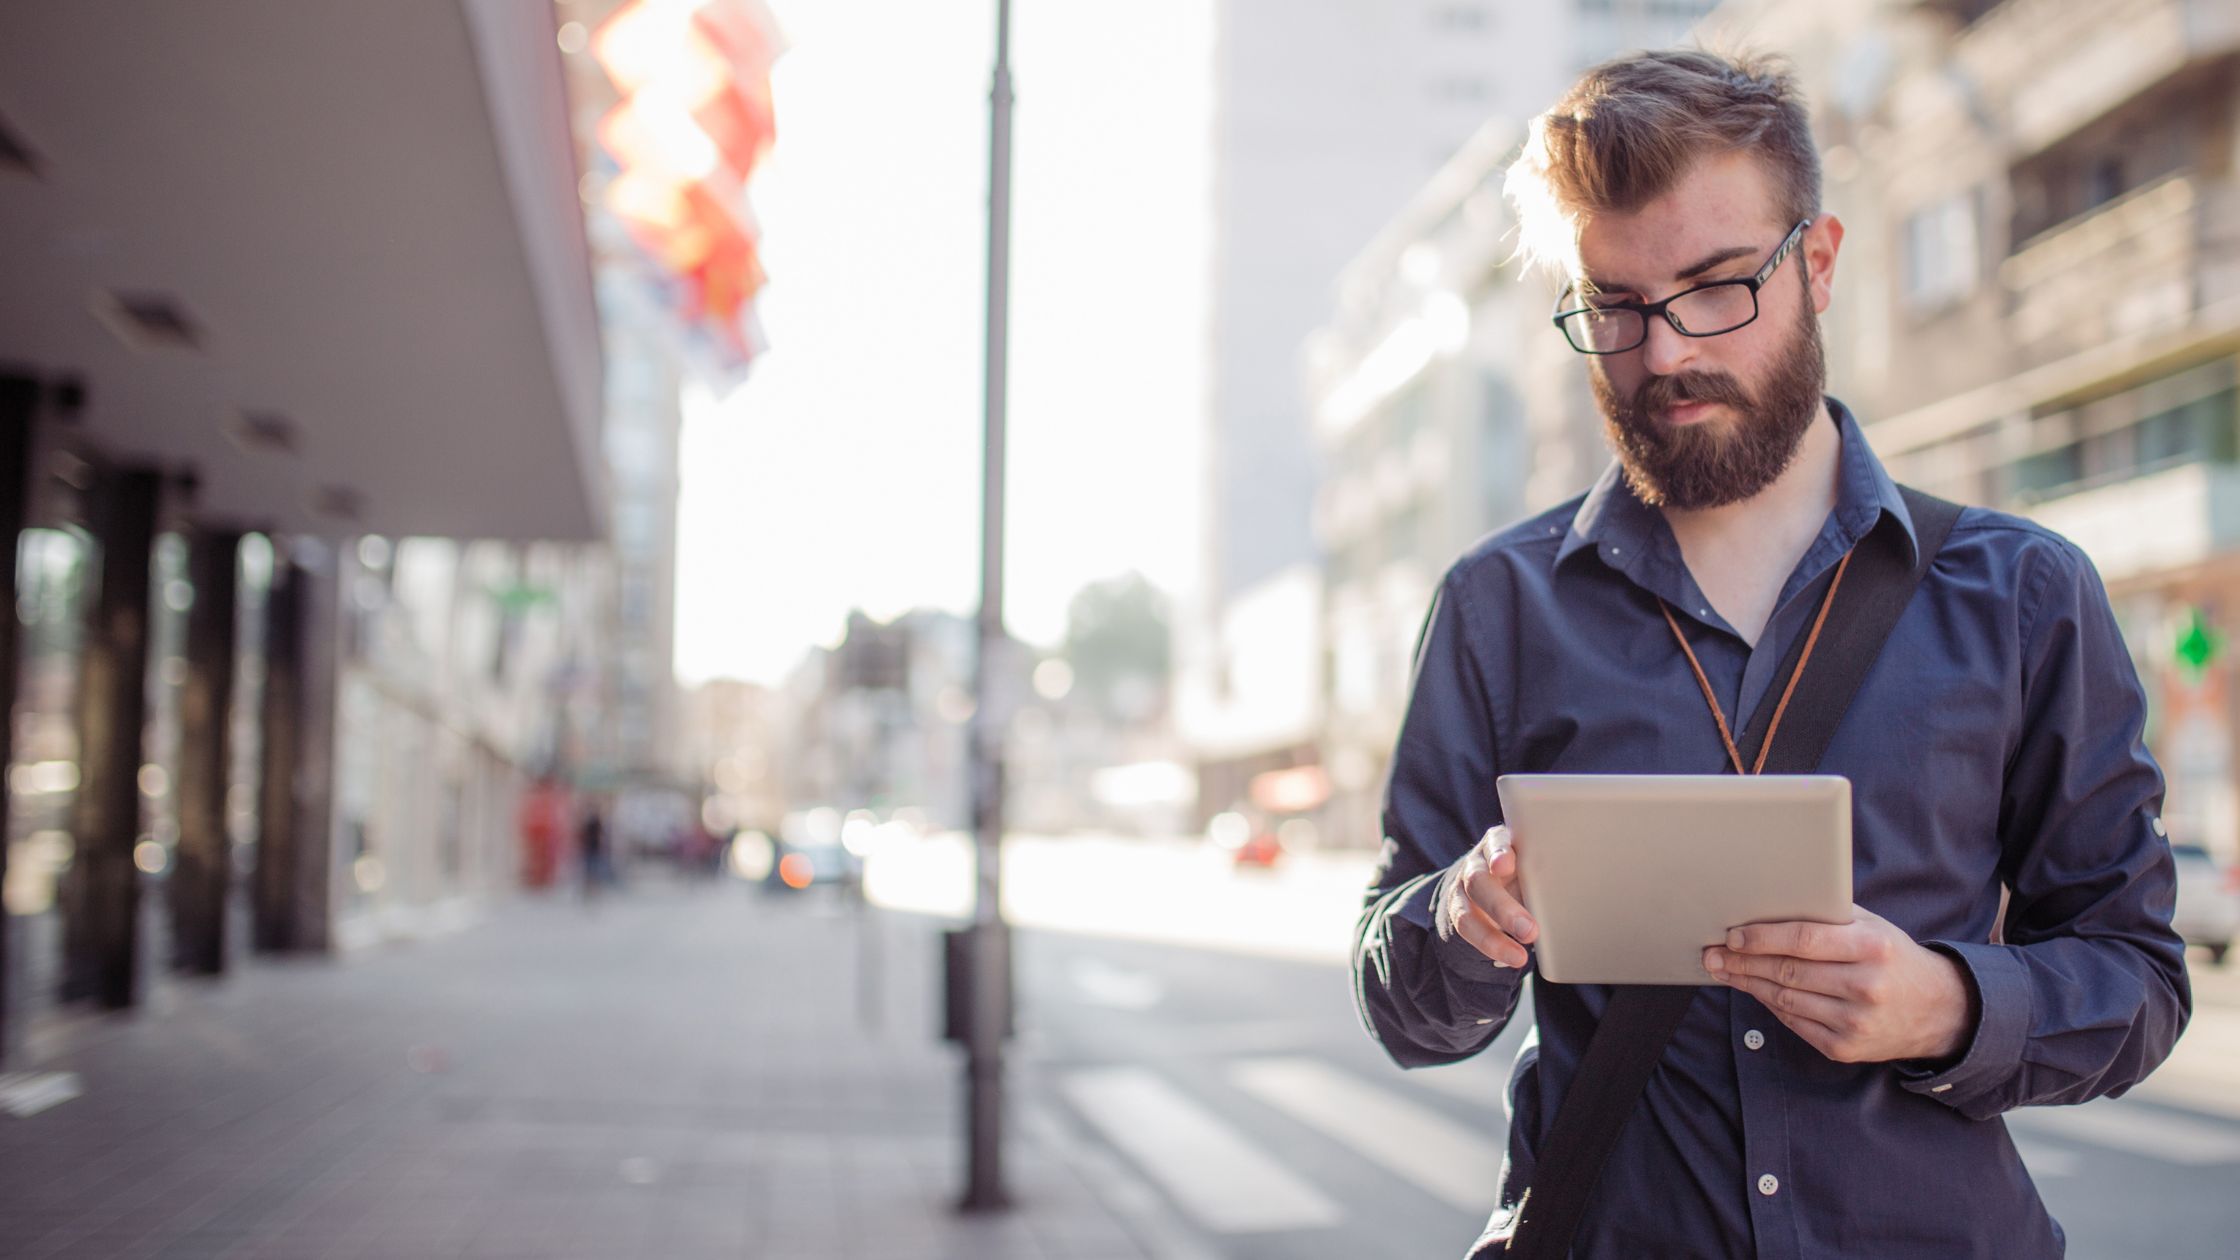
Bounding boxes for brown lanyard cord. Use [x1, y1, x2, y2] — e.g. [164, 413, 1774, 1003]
[1659, 547, 1856, 776]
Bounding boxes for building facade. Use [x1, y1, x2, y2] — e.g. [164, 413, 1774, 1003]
[1688, 0, 2240, 861]
[0, 1, 611, 1048]
[1277, 2, 1720, 845]
[0, 0, 763, 1053]
[1305, 0, 2240, 861]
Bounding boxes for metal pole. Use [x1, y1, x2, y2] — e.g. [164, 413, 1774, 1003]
[960, 0, 1015, 1215]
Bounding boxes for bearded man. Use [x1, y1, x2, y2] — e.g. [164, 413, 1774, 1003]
[1351, 48, 2190, 1259]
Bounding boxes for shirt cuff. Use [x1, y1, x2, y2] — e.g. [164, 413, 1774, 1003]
[1898, 941, 2031, 1110]
[1420, 860, 1531, 985]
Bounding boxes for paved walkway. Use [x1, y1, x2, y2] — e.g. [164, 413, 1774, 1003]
[0, 879, 1173, 1259]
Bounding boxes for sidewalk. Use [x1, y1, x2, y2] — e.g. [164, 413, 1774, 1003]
[0, 878, 1177, 1260]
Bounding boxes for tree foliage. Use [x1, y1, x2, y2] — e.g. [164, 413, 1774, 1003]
[1061, 572, 1172, 718]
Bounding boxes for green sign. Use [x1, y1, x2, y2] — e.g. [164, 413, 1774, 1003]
[487, 582, 557, 615]
[2174, 606, 2224, 678]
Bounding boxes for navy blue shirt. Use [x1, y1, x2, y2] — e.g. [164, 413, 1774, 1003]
[1352, 400, 2192, 1258]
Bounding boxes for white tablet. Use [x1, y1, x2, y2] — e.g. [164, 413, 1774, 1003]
[1493, 774, 1853, 985]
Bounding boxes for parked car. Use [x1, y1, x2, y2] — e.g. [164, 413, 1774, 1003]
[763, 839, 862, 894]
[2171, 843, 2239, 966]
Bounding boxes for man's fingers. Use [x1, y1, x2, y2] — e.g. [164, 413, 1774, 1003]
[1721, 973, 1852, 1036]
[1486, 843, 1520, 883]
[1704, 949, 1853, 998]
[1449, 892, 1529, 968]
[1462, 828, 1535, 946]
[1725, 916, 1866, 962]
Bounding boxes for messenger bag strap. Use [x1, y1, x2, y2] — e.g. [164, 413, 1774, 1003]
[1503, 488, 1962, 1259]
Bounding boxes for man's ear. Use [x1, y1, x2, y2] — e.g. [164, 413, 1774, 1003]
[1804, 214, 1844, 315]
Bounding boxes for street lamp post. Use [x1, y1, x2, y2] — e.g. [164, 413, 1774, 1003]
[960, 0, 1016, 1215]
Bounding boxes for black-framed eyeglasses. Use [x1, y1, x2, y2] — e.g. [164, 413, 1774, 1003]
[1551, 218, 1813, 355]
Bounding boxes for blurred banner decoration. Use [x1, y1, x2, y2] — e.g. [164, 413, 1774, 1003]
[592, 0, 782, 374]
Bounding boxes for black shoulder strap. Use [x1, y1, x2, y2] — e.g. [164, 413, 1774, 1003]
[1503, 489, 1963, 1259]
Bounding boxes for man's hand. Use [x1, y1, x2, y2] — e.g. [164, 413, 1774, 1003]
[1446, 825, 1537, 969]
[1703, 905, 1977, 1064]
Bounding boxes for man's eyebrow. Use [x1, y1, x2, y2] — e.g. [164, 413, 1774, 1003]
[1583, 244, 1760, 295]
[1675, 244, 1759, 281]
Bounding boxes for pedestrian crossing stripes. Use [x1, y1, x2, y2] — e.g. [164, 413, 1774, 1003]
[1059, 1066, 1344, 1234]
[0, 1071, 81, 1118]
[1230, 1055, 1505, 1211]
[1058, 1054, 2240, 1238]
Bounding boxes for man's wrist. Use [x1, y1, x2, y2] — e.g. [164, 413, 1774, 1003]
[1913, 947, 1981, 1066]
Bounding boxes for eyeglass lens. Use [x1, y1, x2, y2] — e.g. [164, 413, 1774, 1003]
[1563, 283, 1759, 352]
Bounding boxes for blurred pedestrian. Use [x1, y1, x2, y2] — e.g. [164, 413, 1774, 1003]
[517, 775, 567, 889]
[1352, 48, 2190, 1260]
[578, 801, 613, 898]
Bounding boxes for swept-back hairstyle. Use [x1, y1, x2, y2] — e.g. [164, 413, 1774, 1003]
[1504, 48, 1820, 284]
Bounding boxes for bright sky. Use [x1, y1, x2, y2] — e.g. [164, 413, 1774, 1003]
[674, 0, 1214, 686]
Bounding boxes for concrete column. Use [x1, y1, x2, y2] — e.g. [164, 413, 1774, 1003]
[252, 551, 300, 952]
[252, 542, 338, 953]
[61, 466, 160, 1009]
[171, 528, 240, 976]
[0, 375, 38, 1053]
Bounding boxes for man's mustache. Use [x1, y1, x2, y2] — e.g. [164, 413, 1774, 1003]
[1632, 370, 1752, 416]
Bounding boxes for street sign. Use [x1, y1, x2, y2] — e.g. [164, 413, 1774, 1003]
[2175, 605, 2224, 679]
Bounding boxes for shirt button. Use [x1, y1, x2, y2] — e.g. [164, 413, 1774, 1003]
[2152, 816, 2167, 837]
[1758, 1173, 1780, 1197]
[1744, 1029, 1766, 1051]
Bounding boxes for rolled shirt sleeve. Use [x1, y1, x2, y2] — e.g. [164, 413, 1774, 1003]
[1900, 538, 2192, 1119]
[1352, 571, 1528, 1069]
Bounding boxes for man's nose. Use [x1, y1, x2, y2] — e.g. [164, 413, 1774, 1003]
[1639, 312, 1697, 377]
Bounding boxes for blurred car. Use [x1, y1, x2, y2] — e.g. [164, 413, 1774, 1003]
[762, 839, 862, 894]
[2172, 843, 2239, 966]
[1233, 830, 1284, 870]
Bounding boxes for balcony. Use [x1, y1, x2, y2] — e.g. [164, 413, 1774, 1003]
[2000, 174, 2240, 374]
[2029, 459, 2240, 586]
[1956, 0, 2240, 156]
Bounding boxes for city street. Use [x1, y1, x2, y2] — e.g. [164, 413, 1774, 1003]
[7, 4, 2240, 1259]
[1, 842, 2234, 1258]
[943, 835, 2240, 1260]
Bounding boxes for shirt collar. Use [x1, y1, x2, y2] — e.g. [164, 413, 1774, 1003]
[1556, 396, 1918, 571]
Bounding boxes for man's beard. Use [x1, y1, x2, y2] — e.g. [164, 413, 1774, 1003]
[1591, 296, 1827, 511]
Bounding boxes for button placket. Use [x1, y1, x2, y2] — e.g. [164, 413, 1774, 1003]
[1731, 991, 1796, 1255]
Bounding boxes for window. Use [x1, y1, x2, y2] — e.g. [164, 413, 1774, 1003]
[1901, 191, 1980, 312]
[2008, 358, 2240, 503]
[2007, 59, 2227, 245]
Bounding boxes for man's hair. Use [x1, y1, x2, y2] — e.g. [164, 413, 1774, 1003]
[1504, 48, 1820, 283]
